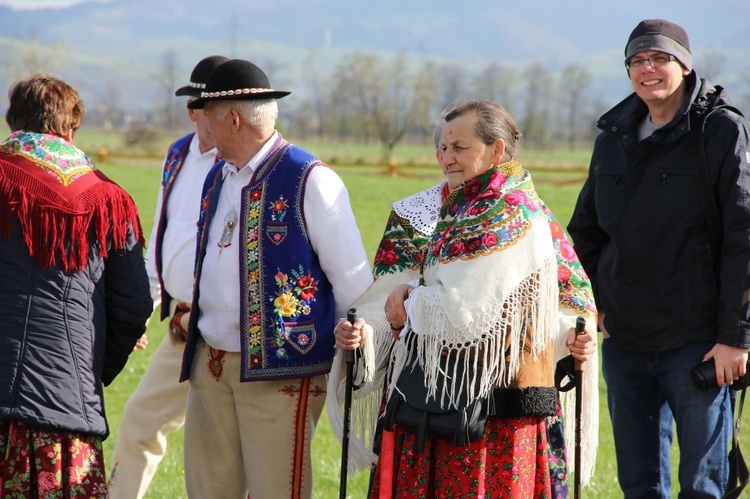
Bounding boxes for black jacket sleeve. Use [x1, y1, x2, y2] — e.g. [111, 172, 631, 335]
[102, 231, 153, 386]
[567, 134, 611, 309]
[710, 109, 750, 348]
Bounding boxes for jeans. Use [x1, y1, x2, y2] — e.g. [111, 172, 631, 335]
[602, 339, 731, 498]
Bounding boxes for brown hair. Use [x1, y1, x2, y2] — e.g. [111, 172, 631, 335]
[444, 99, 522, 162]
[5, 74, 85, 136]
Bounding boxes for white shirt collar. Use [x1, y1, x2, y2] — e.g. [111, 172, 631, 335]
[221, 130, 279, 179]
[188, 133, 218, 160]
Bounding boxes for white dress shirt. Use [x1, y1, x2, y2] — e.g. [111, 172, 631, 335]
[197, 132, 373, 352]
[145, 135, 218, 308]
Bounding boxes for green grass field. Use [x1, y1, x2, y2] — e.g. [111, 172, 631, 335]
[95, 137, 746, 498]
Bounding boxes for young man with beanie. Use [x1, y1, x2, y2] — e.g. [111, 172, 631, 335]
[568, 19, 750, 497]
[179, 58, 373, 498]
[107, 55, 228, 499]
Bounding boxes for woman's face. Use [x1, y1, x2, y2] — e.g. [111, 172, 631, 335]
[441, 111, 504, 191]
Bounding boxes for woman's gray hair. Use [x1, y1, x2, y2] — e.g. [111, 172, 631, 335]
[433, 120, 445, 150]
[443, 99, 522, 161]
[212, 99, 278, 133]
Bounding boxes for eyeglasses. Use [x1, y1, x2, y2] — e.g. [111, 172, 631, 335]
[625, 54, 677, 70]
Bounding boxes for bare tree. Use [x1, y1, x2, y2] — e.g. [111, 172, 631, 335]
[153, 50, 179, 131]
[522, 61, 553, 149]
[435, 63, 468, 111]
[330, 52, 435, 164]
[559, 64, 591, 150]
[472, 61, 517, 113]
[302, 50, 328, 137]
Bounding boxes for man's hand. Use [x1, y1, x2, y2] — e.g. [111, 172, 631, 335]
[704, 343, 749, 387]
[134, 333, 149, 351]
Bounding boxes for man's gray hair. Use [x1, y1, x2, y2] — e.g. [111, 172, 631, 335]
[212, 99, 278, 132]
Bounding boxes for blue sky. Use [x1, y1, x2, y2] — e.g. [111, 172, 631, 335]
[0, 0, 109, 8]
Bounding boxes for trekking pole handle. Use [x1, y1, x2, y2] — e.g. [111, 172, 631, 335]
[574, 316, 586, 369]
[345, 308, 357, 363]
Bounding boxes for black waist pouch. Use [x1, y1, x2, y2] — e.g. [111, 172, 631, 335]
[383, 353, 487, 454]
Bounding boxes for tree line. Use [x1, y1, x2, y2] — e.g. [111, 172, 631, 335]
[4, 42, 748, 162]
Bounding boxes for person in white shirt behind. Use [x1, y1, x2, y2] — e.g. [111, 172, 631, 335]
[178, 58, 373, 499]
[107, 55, 228, 499]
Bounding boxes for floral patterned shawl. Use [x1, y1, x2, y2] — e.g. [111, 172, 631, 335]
[0, 131, 143, 271]
[328, 163, 599, 483]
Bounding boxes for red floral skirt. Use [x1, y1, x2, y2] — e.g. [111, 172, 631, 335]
[0, 419, 107, 498]
[370, 415, 552, 499]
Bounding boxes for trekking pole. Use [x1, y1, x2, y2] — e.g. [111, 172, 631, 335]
[574, 315, 586, 499]
[339, 307, 357, 499]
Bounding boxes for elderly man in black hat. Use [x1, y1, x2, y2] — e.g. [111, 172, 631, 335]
[178, 59, 373, 498]
[108, 55, 229, 499]
[569, 19, 750, 497]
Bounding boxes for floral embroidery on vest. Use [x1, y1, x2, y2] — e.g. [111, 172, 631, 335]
[244, 186, 264, 367]
[271, 266, 319, 358]
[269, 195, 289, 221]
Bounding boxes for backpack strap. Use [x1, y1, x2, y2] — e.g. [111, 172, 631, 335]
[724, 386, 749, 498]
[693, 103, 743, 262]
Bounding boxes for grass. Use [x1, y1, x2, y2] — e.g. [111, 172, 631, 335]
[95, 140, 746, 498]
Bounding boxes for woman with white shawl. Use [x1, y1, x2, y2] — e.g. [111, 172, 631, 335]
[329, 100, 598, 498]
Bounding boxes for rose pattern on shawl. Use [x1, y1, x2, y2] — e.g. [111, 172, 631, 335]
[539, 204, 597, 317]
[426, 166, 538, 264]
[372, 211, 431, 279]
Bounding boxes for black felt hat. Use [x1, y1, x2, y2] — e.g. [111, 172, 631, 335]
[187, 59, 291, 109]
[175, 55, 230, 97]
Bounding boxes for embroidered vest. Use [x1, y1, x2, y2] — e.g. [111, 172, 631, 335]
[154, 133, 194, 319]
[182, 135, 336, 382]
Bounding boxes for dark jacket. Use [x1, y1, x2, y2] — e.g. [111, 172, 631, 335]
[568, 72, 750, 352]
[0, 196, 152, 438]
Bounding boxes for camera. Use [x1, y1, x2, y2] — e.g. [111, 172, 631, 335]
[691, 358, 750, 392]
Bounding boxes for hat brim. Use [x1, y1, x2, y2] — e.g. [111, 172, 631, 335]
[175, 85, 203, 98]
[188, 90, 291, 109]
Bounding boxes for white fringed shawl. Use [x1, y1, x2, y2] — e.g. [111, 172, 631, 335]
[327, 169, 600, 484]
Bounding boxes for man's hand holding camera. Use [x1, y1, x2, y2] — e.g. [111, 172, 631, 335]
[706, 343, 749, 387]
[692, 343, 750, 391]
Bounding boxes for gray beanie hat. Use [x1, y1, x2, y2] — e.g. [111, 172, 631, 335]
[625, 19, 692, 72]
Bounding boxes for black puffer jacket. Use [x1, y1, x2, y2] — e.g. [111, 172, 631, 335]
[0, 211, 152, 438]
[568, 72, 750, 352]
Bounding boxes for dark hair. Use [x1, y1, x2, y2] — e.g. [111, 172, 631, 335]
[6, 74, 85, 136]
[444, 99, 522, 161]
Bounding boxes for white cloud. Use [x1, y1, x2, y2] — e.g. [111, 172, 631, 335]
[0, 0, 110, 10]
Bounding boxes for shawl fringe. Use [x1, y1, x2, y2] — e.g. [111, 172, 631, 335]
[0, 155, 143, 272]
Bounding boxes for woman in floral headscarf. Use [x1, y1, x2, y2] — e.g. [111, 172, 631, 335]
[329, 99, 598, 498]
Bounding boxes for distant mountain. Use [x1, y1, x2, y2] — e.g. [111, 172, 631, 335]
[1, 0, 749, 116]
